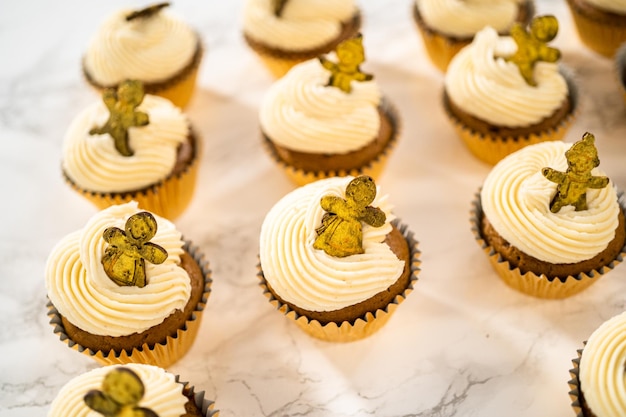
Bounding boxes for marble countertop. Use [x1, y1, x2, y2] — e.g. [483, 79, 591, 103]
[2, 1, 626, 416]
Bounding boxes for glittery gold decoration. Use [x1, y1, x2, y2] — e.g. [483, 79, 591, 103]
[89, 80, 150, 157]
[84, 367, 159, 417]
[507, 15, 560, 86]
[126, 2, 170, 21]
[272, 0, 288, 17]
[542, 132, 609, 213]
[314, 176, 386, 257]
[319, 34, 373, 93]
[101, 211, 168, 288]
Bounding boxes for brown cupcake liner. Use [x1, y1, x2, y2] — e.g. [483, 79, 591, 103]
[258, 219, 421, 342]
[412, 1, 535, 72]
[176, 375, 220, 417]
[568, 346, 588, 417]
[84, 37, 203, 108]
[615, 43, 626, 104]
[263, 98, 401, 187]
[566, 0, 626, 58]
[243, 13, 362, 78]
[47, 240, 212, 368]
[63, 131, 200, 220]
[443, 68, 579, 166]
[470, 190, 626, 299]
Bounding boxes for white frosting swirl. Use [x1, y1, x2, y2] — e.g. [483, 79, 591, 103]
[445, 26, 568, 128]
[260, 59, 381, 153]
[579, 311, 626, 417]
[584, 0, 626, 14]
[45, 202, 191, 337]
[62, 94, 189, 193]
[48, 364, 188, 417]
[84, 7, 198, 85]
[243, 0, 357, 51]
[481, 141, 620, 264]
[260, 176, 405, 312]
[416, 0, 523, 37]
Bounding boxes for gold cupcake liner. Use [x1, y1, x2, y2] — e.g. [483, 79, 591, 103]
[566, 0, 626, 58]
[84, 40, 203, 108]
[263, 99, 401, 187]
[443, 69, 579, 166]
[64, 133, 200, 220]
[258, 219, 421, 342]
[412, 3, 469, 72]
[253, 53, 310, 79]
[177, 375, 220, 417]
[47, 240, 212, 368]
[470, 191, 626, 299]
[568, 347, 587, 417]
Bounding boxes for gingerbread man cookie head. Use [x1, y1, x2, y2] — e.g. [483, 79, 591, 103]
[318, 34, 373, 93]
[541, 132, 609, 213]
[565, 132, 601, 174]
[345, 175, 377, 207]
[84, 367, 158, 417]
[507, 15, 560, 86]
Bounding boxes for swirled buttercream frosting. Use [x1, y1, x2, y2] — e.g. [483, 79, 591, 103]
[481, 141, 620, 264]
[584, 0, 626, 14]
[260, 59, 381, 154]
[47, 363, 188, 417]
[579, 311, 626, 417]
[62, 94, 189, 193]
[243, 0, 357, 51]
[445, 26, 568, 128]
[259, 176, 405, 311]
[84, 8, 197, 86]
[45, 202, 191, 337]
[416, 0, 522, 37]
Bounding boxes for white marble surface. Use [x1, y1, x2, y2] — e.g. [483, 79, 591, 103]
[2, 1, 626, 416]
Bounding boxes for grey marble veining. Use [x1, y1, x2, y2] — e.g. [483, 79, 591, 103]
[2, 0, 626, 416]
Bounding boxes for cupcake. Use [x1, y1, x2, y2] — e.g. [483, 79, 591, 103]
[470, 134, 626, 299]
[48, 363, 218, 416]
[568, 311, 626, 417]
[62, 79, 199, 220]
[566, 0, 626, 58]
[443, 15, 577, 165]
[46, 201, 211, 367]
[258, 175, 420, 342]
[242, 0, 361, 78]
[83, 3, 203, 108]
[412, 0, 534, 72]
[260, 35, 399, 186]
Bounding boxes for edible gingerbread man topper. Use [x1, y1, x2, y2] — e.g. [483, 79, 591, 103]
[542, 132, 609, 213]
[101, 211, 168, 288]
[507, 15, 560, 86]
[89, 80, 150, 157]
[314, 176, 386, 257]
[272, 0, 288, 17]
[126, 2, 170, 21]
[84, 367, 158, 417]
[319, 34, 373, 94]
